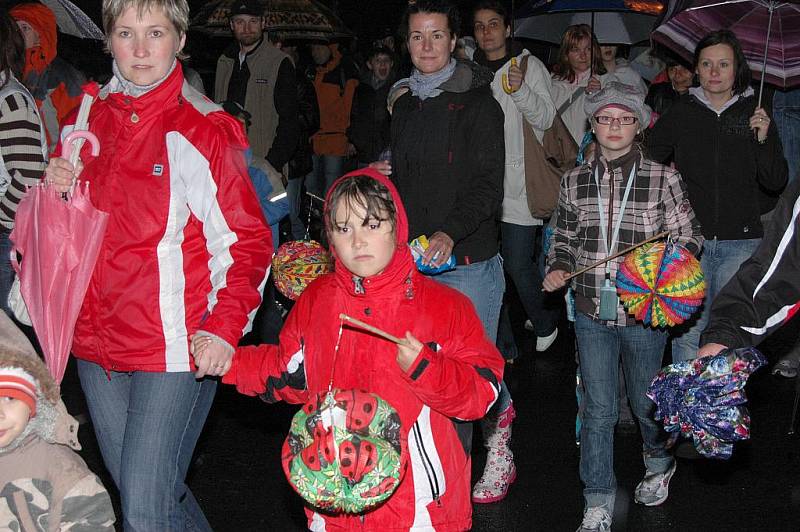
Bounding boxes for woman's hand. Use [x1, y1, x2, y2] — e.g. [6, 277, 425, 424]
[423, 231, 454, 267]
[697, 343, 727, 358]
[507, 61, 524, 92]
[542, 269, 570, 292]
[191, 335, 233, 378]
[749, 107, 770, 143]
[586, 76, 602, 95]
[369, 160, 392, 176]
[44, 157, 83, 193]
[397, 331, 424, 372]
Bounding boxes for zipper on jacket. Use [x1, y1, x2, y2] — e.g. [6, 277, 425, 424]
[713, 114, 721, 237]
[411, 421, 441, 504]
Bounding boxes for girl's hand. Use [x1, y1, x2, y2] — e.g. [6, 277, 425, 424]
[397, 332, 424, 372]
[542, 270, 570, 292]
[507, 62, 524, 92]
[44, 157, 83, 193]
[749, 107, 770, 143]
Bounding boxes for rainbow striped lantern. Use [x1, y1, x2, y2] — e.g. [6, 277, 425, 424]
[273, 240, 334, 300]
[615, 242, 705, 327]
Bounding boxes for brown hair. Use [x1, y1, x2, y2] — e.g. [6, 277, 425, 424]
[0, 10, 25, 88]
[324, 175, 397, 234]
[552, 24, 606, 82]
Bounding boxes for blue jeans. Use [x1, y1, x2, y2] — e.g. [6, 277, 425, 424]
[311, 154, 345, 196]
[0, 230, 12, 316]
[773, 88, 800, 183]
[77, 360, 216, 531]
[434, 254, 510, 413]
[500, 222, 558, 336]
[286, 176, 307, 240]
[671, 238, 761, 363]
[575, 313, 673, 510]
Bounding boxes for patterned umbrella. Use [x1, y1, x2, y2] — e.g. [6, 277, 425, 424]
[615, 241, 705, 327]
[652, 0, 800, 91]
[647, 347, 767, 459]
[190, 0, 352, 40]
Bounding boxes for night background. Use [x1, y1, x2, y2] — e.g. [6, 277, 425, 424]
[0, 0, 522, 83]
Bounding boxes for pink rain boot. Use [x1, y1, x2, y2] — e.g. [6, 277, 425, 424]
[472, 402, 516, 503]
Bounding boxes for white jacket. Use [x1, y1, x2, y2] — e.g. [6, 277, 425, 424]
[489, 50, 556, 225]
[550, 70, 618, 145]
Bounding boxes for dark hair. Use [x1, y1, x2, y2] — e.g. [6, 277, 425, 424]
[0, 10, 25, 88]
[367, 46, 394, 63]
[324, 175, 397, 234]
[473, 0, 509, 28]
[552, 24, 606, 82]
[399, 0, 461, 42]
[693, 29, 751, 95]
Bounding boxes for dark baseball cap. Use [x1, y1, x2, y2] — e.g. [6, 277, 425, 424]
[230, 0, 264, 18]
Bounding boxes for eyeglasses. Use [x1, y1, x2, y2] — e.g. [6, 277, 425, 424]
[594, 115, 638, 126]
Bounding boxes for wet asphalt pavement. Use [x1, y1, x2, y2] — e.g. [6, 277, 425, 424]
[59, 312, 800, 531]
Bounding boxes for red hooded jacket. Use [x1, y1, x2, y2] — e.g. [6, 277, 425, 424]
[224, 168, 504, 531]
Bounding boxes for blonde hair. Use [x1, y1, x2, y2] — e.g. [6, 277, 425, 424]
[103, 0, 189, 59]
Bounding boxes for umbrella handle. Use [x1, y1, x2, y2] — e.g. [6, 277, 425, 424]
[62, 130, 100, 168]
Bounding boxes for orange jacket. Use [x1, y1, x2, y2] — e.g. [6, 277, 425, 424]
[312, 44, 359, 156]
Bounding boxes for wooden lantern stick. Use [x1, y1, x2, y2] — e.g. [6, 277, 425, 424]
[562, 231, 670, 283]
[339, 313, 406, 345]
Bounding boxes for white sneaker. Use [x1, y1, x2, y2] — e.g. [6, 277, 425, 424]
[634, 461, 677, 506]
[576, 506, 612, 532]
[536, 328, 558, 352]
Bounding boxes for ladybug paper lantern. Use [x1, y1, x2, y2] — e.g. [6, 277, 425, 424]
[272, 240, 334, 300]
[282, 389, 406, 513]
[615, 242, 705, 327]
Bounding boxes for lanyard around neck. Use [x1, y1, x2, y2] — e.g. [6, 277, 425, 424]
[594, 162, 636, 275]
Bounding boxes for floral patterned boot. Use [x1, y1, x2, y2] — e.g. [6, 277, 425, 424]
[472, 402, 516, 503]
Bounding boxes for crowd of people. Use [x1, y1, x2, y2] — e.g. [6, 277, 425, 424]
[0, 0, 797, 531]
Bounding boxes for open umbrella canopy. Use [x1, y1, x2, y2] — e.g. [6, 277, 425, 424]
[190, 0, 352, 41]
[514, 0, 664, 44]
[41, 0, 104, 40]
[652, 0, 800, 90]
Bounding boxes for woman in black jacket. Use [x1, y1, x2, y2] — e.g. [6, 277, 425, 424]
[375, 0, 516, 505]
[646, 30, 788, 364]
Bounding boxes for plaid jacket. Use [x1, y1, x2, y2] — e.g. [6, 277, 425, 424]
[547, 149, 704, 326]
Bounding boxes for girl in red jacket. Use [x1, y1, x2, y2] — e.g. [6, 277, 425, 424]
[204, 168, 505, 531]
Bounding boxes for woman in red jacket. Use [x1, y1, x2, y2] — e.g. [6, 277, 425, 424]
[43, 1, 271, 529]
[214, 168, 504, 531]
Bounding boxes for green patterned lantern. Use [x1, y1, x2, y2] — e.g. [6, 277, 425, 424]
[282, 389, 406, 513]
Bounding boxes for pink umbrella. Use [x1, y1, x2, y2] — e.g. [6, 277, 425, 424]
[9, 89, 108, 383]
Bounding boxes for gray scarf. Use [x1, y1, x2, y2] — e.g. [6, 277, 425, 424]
[408, 58, 456, 101]
[110, 59, 177, 98]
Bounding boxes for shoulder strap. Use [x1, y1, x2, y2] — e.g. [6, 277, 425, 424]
[557, 85, 586, 116]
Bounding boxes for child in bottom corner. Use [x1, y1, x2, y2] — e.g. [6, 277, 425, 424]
[543, 82, 703, 532]
[0, 323, 115, 531]
[193, 168, 504, 531]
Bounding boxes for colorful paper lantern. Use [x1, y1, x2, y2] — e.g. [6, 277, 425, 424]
[282, 389, 406, 513]
[272, 240, 334, 300]
[615, 241, 705, 327]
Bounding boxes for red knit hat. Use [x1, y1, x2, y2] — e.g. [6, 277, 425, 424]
[0, 368, 37, 417]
